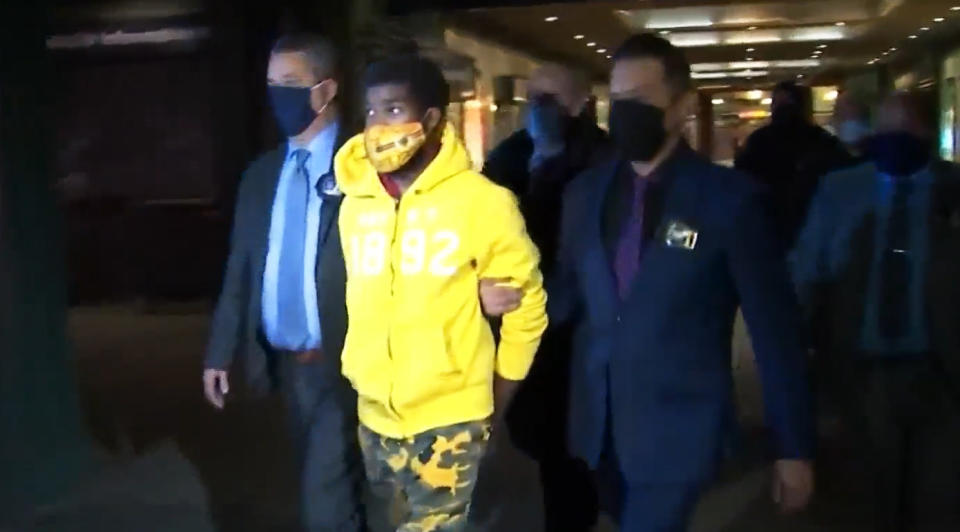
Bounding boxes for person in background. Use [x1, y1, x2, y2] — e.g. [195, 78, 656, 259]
[736, 81, 853, 247]
[831, 89, 872, 159]
[483, 63, 609, 532]
[792, 91, 960, 532]
[551, 33, 815, 531]
[334, 54, 547, 532]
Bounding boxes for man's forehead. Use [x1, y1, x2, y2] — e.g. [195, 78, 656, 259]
[611, 58, 665, 86]
[268, 52, 312, 78]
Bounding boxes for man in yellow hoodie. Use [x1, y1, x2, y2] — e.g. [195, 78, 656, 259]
[334, 54, 548, 531]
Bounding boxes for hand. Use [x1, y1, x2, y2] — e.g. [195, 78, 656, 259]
[479, 278, 522, 317]
[772, 459, 814, 514]
[203, 368, 230, 410]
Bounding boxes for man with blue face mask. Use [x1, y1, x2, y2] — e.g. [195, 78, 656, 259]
[484, 64, 609, 532]
[793, 91, 960, 531]
[202, 33, 366, 532]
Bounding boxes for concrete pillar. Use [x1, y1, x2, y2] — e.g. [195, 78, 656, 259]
[0, 0, 92, 514]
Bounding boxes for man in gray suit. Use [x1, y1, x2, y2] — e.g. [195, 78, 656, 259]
[202, 33, 521, 531]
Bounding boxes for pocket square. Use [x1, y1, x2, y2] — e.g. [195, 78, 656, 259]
[663, 220, 698, 250]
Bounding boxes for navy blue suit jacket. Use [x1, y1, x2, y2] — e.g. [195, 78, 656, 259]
[552, 143, 814, 485]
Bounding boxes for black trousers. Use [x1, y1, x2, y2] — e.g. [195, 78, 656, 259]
[852, 357, 960, 532]
[506, 327, 598, 531]
[279, 356, 366, 532]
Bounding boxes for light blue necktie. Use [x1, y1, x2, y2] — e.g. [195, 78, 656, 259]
[276, 149, 311, 348]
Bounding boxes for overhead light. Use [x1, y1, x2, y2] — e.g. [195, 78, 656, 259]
[692, 69, 769, 79]
[746, 47, 756, 52]
[835, 21, 846, 26]
[597, 48, 607, 53]
[748, 26, 758, 30]
[645, 19, 715, 29]
[489, 103, 499, 112]
[935, 17, 946, 23]
[690, 59, 819, 71]
[824, 89, 839, 101]
[586, 41, 596, 47]
[712, 98, 725, 105]
[606, 55, 612, 59]
[746, 56, 754, 61]
[817, 44, 828, 49]
[747, 89, 764, 100]
[952, 6, 960, 11]
[761, 97, 773, 105]
[909, 34, 918, 39]
[574, 34, 585, 40]
[921, 26, 931, 31]
[890, 47, 897, 52]
[797, 74, 805, 78]
[659, 30, 671, 35]
[545, 16, 559, 22]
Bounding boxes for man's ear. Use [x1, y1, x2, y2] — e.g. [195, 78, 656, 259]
[423, 107, 444, 133]
[312, 79, 338, 113]
[668, 90, 696, 132]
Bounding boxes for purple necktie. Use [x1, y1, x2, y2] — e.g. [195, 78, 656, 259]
[614, 177, 649, 299]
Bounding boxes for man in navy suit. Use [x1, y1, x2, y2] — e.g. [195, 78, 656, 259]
[551, 33, 815, 531]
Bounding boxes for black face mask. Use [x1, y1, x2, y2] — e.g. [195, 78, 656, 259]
[526, 94, 569, 145]
[268, 84, 321, 137]
[609, 99, 667, 162]
[865, 131, 933, 177]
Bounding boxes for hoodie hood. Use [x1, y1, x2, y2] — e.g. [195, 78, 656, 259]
[335, 123, 472, 197]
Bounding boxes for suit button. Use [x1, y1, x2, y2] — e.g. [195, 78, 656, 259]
[616, 315, 621, 323]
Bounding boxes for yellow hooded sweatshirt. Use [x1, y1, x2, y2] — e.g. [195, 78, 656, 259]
[334, 123, 548, 439]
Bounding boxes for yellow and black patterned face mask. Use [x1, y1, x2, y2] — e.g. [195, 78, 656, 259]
[364, 122, 427, 173]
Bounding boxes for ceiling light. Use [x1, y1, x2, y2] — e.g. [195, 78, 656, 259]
[746, 47, 755, 52]
[711, 98, 725, 105]
[835, 21, 846, 26]
[597, 48, 607, 53]
[545, 16, 559, 22]
[746, 56, 754, 61]
[606, 55, 612, 59]
[890, 47, 897, 51]
[935, 17, 946, 23]
[586, 42, 596, 47]
[748, 26, 758, 30]
[824, 90, 839, 101]
[659, 30, 671, 35]
[692, 70, 769, 79]
[747, 90, 764, 100]
[921, 26, 931, 31]
[489, 103, 498, 112]
[574, 34, 584, 40]
[797, 74, 804, 78]
[952, 6, 960, 11]
[909, 34, 918, 39]
[761, 97, 773, 105]
[645, 19, 715, 30]
[818, 44, 828, 49]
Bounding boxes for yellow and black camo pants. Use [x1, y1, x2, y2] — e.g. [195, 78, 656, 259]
[359, 419, 491, 532]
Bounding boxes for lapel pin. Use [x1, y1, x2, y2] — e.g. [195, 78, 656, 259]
[664, 220, 698, 251]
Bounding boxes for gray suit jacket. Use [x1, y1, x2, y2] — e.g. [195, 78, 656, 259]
[205, 140, 347, 394]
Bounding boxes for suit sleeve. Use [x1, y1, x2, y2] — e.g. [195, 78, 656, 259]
[727, 186, 815, 460]
[476, 187, 548, 381]
[546, 181, 584, 325]
[205, 176, 253, 370]
[789, 181, 834, 348]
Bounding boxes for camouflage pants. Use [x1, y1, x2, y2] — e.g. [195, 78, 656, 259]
[358, 420, 491, 532]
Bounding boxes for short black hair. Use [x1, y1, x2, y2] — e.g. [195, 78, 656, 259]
[774, 81, 813, 116]
[271, 33, 339, 81]
[612, 33, 691, 95]
[362, 54, 450, 113]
